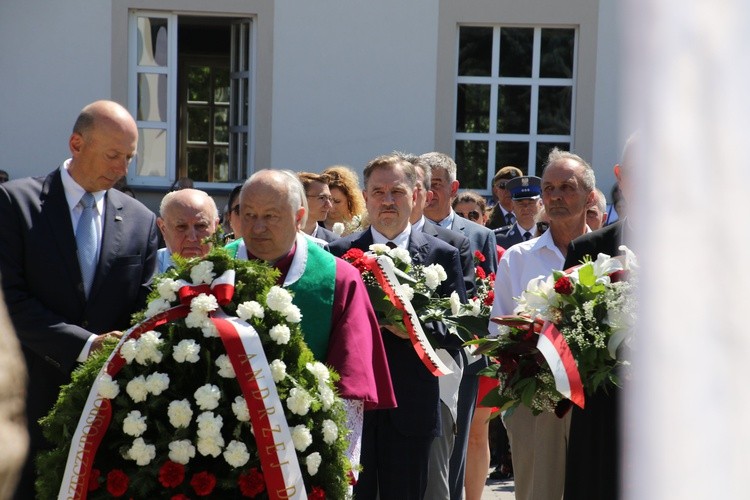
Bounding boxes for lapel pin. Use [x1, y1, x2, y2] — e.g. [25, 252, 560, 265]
[115, 215, 123, 222]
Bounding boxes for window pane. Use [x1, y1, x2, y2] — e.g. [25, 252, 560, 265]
[137, 17, 168, 67]
[214, 108, 229, 143]
[456, 84, 490, 133]
[137, 73, 168, 122]
[497, 85, 531, 134]
[214, 68, 230, 103]
[187, 147, 209, 182]
[540, 29, 575, 78]
[537, 86, 572, 135]
[187, 66, 210, 102]
[455, 140, 489, 189]
[187, 107, 209, 142]
[536, 142, 570, 174]
[496, 142, 529, 175]
[214, 148, 229, 182]
[458, 27, 493, 77]
[499, 28, 533, 77]
[136, 128, 167, 177]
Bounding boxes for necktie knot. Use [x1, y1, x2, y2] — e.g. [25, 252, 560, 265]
[80, 192, 95, 209]
[523, 231, 532, 241]
[505, 212, 515, 226]
[386, 241, 397, 250]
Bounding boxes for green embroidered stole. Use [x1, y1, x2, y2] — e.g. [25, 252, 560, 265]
[225, 237, 335, 360]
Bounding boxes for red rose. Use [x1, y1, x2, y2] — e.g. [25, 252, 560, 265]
[239, 468, 266, 497]
[553, 275, 573, 295]
[190, 471, 217, 496]
[88, 469, 101, 492]
[308, 486, 326, 499]
[483, 289, 495, 306]
[159, 460, 185, 488]
[473, 250, 486, 263]
[342, 248, 364, 261]
[171, 495, 190, 500]
[347, 470, 358, 486]
[106, 469, 129, 497]
[475, 266, 486, 280]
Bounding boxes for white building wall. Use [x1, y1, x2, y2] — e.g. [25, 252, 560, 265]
[270, 0, 440, 173]
[0, 0, 113, 177]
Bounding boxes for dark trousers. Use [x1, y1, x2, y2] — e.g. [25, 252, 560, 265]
[354, 409, 434, 500]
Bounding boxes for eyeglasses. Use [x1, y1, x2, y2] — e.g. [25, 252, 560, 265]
[457, 210, 481, 222]
[307, 194, 333, 203]
[494, 181, 507, 190]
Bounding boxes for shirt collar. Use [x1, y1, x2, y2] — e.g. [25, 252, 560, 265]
[412, 215, 426, 233]
[61, 160, 106, 213]
[432, 210, 455, 229]
[370, 224, 411, 249]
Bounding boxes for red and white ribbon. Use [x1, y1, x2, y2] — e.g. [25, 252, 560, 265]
[536, 321, 585, 409]
[59, 270, 306, 499]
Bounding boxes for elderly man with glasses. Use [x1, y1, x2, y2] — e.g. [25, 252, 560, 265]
[297, 171, 339, 244]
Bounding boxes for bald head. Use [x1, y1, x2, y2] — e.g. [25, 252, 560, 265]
[157, 189, 219, 258]
[238, 170, 306, 262]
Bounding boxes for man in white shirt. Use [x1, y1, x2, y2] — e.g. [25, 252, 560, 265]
[489, 148, 596, 500]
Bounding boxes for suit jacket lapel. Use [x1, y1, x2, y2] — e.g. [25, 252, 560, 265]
[408, 230, 430, 266]
[41, 170, 82, 292]
[350, 229, 375, 251]
[91, 190, 124, 298]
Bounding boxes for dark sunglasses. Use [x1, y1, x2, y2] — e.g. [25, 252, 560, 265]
[457, 210, 481, 222]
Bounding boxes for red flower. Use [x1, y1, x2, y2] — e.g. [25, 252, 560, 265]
[159, 460, 185, 488]
[308, 486, 326, 499]
[347, 470, 358, 486]
[190, 471, 217, 496]
[473, 250, 486, 263]
[88, 469, 101, 492]
[342, 248, 364, 261]
[488, 272, 496, 283]
[609, 270, 629, 283]
[171, 495, 190, 500]
[239, 468, 266, 497]
[483, 289, 495, 306]
[553, 275, 573, 295]
[475, 266, 487, 280]
[106, 469, 129, 497]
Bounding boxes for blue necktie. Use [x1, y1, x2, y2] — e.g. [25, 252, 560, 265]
[523, 231, 532, 241]
[76, 193, 98, 297]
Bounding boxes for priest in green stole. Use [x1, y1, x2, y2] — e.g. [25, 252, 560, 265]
[226, 170, 396, 476]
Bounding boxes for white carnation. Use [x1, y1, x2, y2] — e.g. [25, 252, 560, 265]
[168, 439, 196, 465]
[167, 399, 193, 428]
[449, 291, 461, 316]
[306, 362, 330, 383]
[322, 419, 339, 444]
[120, 339, 138, 364]
[223, 440, 251, 468]
[319, 385, 335, 411]
[270, 359, 287, 383]
[332, 222, 345, 236]
[231, 396, 250, 422]
[144, 298, 171, 318]
[286, 387, 313, 416]
[396, 283, 414, 301]
[202, 321, 219, 338]
[269, 324, 291, 345]
[423, 264, 447, 290]
[173, 339, 201, 363]
[390, 247, 412, 267]
[145, 372, 170, 395]
[194, 384, 221, 410]
[369, 243, 390, 254]
[126, 437, 156, 466]
[468, 297, 482, 316]
[306, 452, 322, 476]
[97, 374, 120, 399]
[196, 411, 224, 435]
[123, 410, 147, 437]
[190, 293, 219, 314]
[291, 425, 313, 451]
[265, 286, 294, 312]
[185, 310, 208, 329]
[197, 435, 225, 458]
[237, 301, 265, 321]
[190, 260, 215, 285]
[283, 305, 302, 324]
[134, 330, 163, 365]
[126, 375, 149, 403]
[216, 355, 236, 378]
[156, 277, 180, 302]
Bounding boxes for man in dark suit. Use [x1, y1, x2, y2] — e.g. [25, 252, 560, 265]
[421, 151, 498, 498]
[495, 175, 543, 250]
[0, 100, 158, 498]
[562, 137, 634, 500]
[486, 166, 523, 229]
[329, 154, 467, 499]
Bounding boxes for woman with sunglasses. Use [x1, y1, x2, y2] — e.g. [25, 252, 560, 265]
[452, 191, 489, 226]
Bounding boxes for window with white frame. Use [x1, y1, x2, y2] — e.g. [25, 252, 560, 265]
[127, 12, 253, 188]
[455, 25, 576, 193]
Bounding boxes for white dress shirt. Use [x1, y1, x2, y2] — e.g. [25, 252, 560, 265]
[370, 224, 411, 249]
